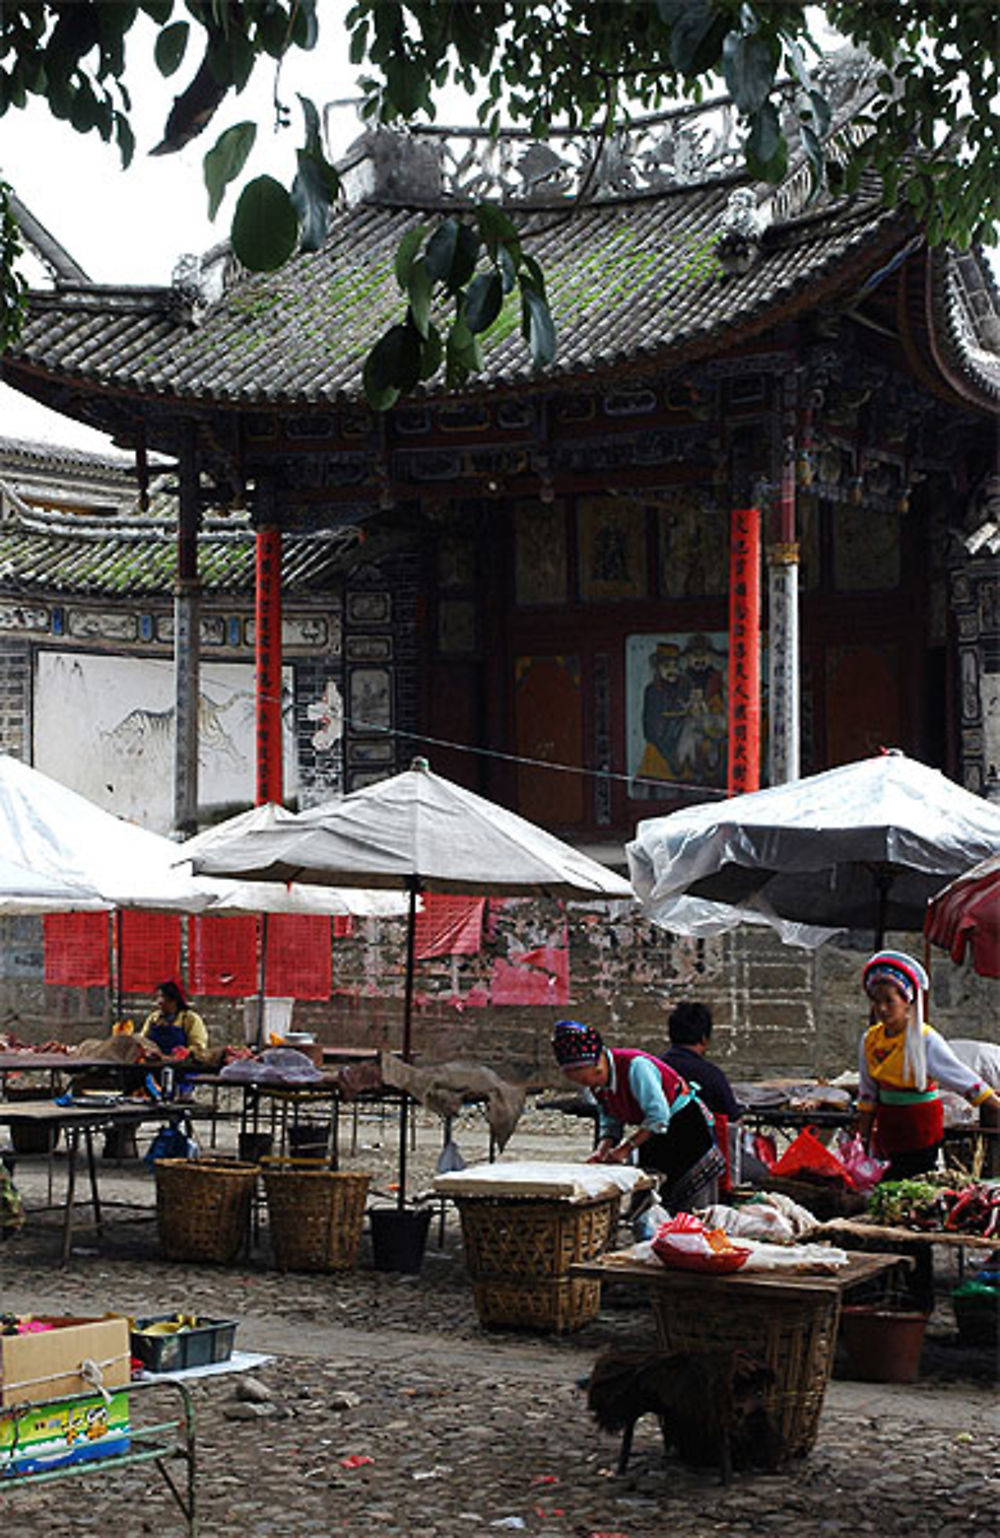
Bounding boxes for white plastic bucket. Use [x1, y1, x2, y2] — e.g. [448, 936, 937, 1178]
[242, 996, 295, 1046]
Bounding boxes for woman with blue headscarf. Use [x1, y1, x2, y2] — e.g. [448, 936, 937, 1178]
[857, 949, 999, 1181]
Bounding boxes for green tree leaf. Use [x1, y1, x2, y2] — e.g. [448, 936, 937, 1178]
[204, 121, 257, 221]
[521, 282, 556, 367]
[407, 256, 433, 337]
[292, 149, 339, 252]
[231, 175, 299, 271]
[464, 270, 503, 334]
[419, 322, 443, 380]
[395, 226, 427, 290]
[154, 21, 189, 78]
[722, 32, 779, 116]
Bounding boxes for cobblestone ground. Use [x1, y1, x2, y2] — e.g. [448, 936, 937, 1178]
[1, 1101, 997, 1537]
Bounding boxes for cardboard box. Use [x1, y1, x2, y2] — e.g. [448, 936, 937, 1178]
[0, 1316, 131, 1475]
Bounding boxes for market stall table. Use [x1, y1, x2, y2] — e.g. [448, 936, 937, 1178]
[805, 1214, 999, 1303]
[0, 1098, 191, 1262]
[572, 1247, 909, 1460]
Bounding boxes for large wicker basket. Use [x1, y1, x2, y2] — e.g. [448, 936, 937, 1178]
[455, 1193, 621, 1333]
[263, 1162, 371, 1272]
[155, 1157, 258, 1265]
[649, 1278, 840, 1461]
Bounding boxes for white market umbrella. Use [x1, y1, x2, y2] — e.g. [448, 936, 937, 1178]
[175, 804, 409, 919]
[191, 757, 634, 1201]
[628, 749, 1000, 949]
[0, 752, 216, 912]
[0, 754, 406, 919]
[0, 850, 105, 912]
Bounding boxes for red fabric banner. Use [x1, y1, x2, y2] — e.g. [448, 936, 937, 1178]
[265, 914, 332, 999]
[118, 911, 183, 994]
[256, 523, 283, 806]
[414, 894, 485, 959]
[333, 916, 354, 939]
[43, 912, 110, 987]
[189, 914, 259, 997]
[727, 506, 761, 795]
[489, 944, 570, 1006]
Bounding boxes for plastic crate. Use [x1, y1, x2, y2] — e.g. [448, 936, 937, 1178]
[130, 1316, 237, 1374]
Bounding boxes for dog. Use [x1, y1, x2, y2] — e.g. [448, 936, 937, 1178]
[586, 1347, 779, 1481]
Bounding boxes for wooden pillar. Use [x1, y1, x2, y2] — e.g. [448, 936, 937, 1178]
[768, 381, 801, 784]
[255, 518, 283, 806]
[174, 421, 201, 836]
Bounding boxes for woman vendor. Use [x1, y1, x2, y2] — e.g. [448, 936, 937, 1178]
[858, 949, 1000, 1181]
[551, 1019, 725, 1212]
[140, 980, 209, 1093]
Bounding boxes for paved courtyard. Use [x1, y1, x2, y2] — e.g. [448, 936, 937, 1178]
[1, 1100, 997, 1536]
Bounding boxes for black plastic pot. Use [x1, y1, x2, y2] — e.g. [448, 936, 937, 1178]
[369, 1206, 431, 1274]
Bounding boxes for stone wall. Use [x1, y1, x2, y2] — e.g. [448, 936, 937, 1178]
[2, 905, 993, 1086]
[0, 637, 30, 758]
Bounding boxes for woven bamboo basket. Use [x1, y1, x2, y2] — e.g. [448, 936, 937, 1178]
[455, 1192, 621, 1333]
[262, 1161, 371, 1272]
[155, 1157, 258, 1265]
[650, 1279, 840, 1460]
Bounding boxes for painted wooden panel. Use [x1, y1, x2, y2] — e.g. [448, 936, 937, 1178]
[825, 643, 900, 763]
[514, 654, 584, 824]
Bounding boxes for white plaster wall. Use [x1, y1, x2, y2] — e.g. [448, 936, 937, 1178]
[33, 651, 297, 832]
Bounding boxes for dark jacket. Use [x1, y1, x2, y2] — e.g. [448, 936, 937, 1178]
[663, 1044, 742, 1120]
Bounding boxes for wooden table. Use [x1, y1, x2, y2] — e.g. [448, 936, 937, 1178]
[805, 1215, 998, 1302]
[0, 1098, 187, 1262]
[572, 1248, 908, 1460]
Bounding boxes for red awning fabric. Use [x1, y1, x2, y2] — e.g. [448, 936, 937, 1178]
[189, 914, 259, 997]
[43, 912, 110, 987]
[265, 914, 332, 999]
[118, 911, 183, 994]
[414, 894, 485, 959]
[925, 854, 1000, 979]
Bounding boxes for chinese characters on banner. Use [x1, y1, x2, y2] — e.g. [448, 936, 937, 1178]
[727, 507, 761, 795]
[256, 525, 283, 805]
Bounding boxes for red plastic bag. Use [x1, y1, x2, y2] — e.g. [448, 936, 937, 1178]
[771, 1126, 855, 1187]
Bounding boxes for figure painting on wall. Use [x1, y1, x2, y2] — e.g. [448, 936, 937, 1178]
[627, 632, 729, 794]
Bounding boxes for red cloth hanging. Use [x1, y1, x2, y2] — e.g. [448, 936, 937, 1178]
[488, 943, 570, 1006]
[414, 894, 485, 959]
[43, 912, 110, 987]
[265, 914, 331, 999]
[333, 916, 354, 939]
[189, 914, 259, 997]
[118, 911, 183, 994]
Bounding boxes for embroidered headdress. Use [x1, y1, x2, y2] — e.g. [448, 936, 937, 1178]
[552, 1019, 604, 1067]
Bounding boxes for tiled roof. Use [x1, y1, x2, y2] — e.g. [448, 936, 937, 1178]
[6, 181, 918, 409]
[0, 500, 361, 597]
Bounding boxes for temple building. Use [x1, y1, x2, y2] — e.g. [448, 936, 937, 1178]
[0, 53, 997, 1071]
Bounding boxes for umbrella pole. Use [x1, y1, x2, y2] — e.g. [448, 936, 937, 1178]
[397, 880, 418, 1210]
[873, 870, 893, 952]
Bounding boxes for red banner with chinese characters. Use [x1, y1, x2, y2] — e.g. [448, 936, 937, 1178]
[265, 914, 332, 999]
[256, 524, 283, 806]
[118, 911, 183, 994]
[189, 914, 259, 997]
[43, 912, 111, 987]
[727, 506, 761, 795]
